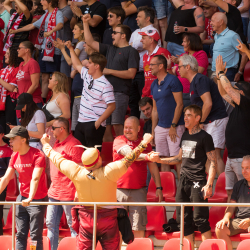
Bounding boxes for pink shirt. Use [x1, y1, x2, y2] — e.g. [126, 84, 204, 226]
[175, 50, 209, 93]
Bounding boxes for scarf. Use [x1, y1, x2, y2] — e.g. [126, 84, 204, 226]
[35, 8, 58, 62]
[0, 66, 14, 111]
[3, 12, 24, 53]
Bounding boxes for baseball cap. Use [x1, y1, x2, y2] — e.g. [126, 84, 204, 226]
[5, 126, 29, 139]
[0, 125, 4, 134]
[235, 81, 250, 98]
[15, 93, 33, 110]
[138, 29, 161, 42]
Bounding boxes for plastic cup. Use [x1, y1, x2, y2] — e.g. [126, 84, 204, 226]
[30, 240, 37, 250]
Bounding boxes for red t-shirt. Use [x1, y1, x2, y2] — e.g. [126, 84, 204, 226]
[205, 18, 214, 40]
[16, 58, 42, 103]
[142, 46, 171, 98]
[113, 135, 152, 189]
[48, 134, 84, 201]
[9, 147, 47, 199]
[29, 15, 42, 45]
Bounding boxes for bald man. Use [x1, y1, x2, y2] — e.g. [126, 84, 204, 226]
[113, 116, 163, 238]
[211, 12, 248, 82]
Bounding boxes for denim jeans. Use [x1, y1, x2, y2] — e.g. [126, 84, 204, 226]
[167, 42, 185, 57]
[46, 197, 77, 250]
[242, 17, 249, 38]
[225, 67, 238, 82]
[203, 43, 214, 58]
[16, 195, 48, 250]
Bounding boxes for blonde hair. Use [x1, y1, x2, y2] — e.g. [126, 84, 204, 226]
[53, 72, 69, 95]
[75, 23, 84, 42]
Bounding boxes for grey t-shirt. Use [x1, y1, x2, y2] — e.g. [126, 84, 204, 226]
[58, 6, 73, 43]
[33, 10, 64, 55]
[26, 110, 46, 139]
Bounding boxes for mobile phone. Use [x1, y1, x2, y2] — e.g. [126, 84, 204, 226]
[199, 190, 205, 199]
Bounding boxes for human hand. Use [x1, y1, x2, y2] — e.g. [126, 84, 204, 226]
[64, 41, 74, 51]
[147, 151, 160, 162]
[171, 55, 179, 64]
[163, 53, 172, 69]
[216, 55, 226, 78]
[71, 2, 82, 17]
[44, 31, 52, 38]
[95, 120, 101, 130]
[53, 38, 65, 50]
[22, 198, 32, 207]
[174, 25, 184, 34]
[9, 29, 16, 34]
[236, 39, 249, 54]
[169, 126, 179, 143]
[238, 218, 250, 230]
[201, 183, 213, 199]
[8, 125, 16, 129]
[82, 14, 91, 23]
[41, 133, 51, 145]
[216, 218, 230, 229]
[142, 133, 154, 145]
[234, 72, 241, 82]
[156, 189, 163, 202]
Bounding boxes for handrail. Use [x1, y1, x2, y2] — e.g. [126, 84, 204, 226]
[3, 201, 250, 250]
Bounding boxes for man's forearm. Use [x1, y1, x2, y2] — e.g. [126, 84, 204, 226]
[172, 103, 183, 124]
[148, 162, 161, 187]
[28, 179, 39, 200]
[69, 48, 82, 73]
[158, 155, 182, 165]
[106, 69, 136, 79]
[96, 103, 115, 125]
[202, 39, 214, 45]
[83, 21, 95, 46]
[207, 150, 217, 185]
[0, 177, 9, 195]
[51, 23, 63, 33]
[201, 103, 212, 123]
[239, 52, 248, 72]
[15, 24, 35, 33]
[151, 109, 158, 134]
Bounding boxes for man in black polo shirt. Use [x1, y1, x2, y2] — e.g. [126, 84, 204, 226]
[216, 155, 250, 250]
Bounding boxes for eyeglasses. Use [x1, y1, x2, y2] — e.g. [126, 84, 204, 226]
[88, 79, 94, 90]
[179, 65, 187, 69]
[17, 47, 26, 50]
[149, 63, 160, 66]
[112, 31, 124, 35]
[52, 126, 65, 130]
[108, 14, 114, 18]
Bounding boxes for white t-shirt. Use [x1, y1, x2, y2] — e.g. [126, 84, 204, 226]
[238, 1, 249, 18]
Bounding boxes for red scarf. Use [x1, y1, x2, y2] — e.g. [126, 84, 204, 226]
[35, 8, 58, 62]
[3, 12, 24, 53]
[0, 66, 14, 111]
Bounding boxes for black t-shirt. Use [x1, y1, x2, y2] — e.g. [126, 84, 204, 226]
[231, 179, 250, 219]
[180, 130, 215, 181]
[103, 28, 113, 45]
[143, 119, 152, 135]
[120, 0, 152, 32]
[7, 10, 33, 49]
[190, 73, 228, 123]
[80, 1, 107, 40]
[226, 4, 246, 44]
[99, 43, 139, 95]
[225, 95, 250, 158]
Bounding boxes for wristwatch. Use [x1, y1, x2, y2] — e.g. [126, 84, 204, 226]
[184, 27, 188, 32]
[156, 187, 163, 190]
[171, 123, 177, 128]
[218, 70, 225, 77]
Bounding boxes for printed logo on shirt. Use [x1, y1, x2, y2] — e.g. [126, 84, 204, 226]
[16, 70, 25, 80]
[181, 140, 197, 159]
[14, 163, 32, 169]
[193, 182, 200, 188]
[0, 150, 3, 156]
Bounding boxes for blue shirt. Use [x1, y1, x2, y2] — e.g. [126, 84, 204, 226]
[151, 74, 184, 128]
[190, 73, 228, 124]
[33, 10, 64, 55]
[212, 27, 241, 71]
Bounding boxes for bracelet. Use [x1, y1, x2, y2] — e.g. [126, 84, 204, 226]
[145, 155, 149, 161]
[217, 77, 220, 80]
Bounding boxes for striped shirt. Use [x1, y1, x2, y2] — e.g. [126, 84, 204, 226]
[78, 67, 115, 126]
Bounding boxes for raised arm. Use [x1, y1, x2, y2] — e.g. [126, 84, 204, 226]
[3, 0, 12, 13]
[54, 38, 72, 66]
[14, 0, 30, 19]
[236, 39, 250, 59]
[121, 1, 138, 16]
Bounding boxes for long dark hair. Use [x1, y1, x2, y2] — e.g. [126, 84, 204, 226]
[182, 33, 203, 52]
[21, 101, 40, 127]
[33, 0, 45, 16]
[9, 47, 23, 68]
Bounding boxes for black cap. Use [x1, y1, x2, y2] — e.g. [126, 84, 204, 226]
[15, 93, 33, 110]
[0, 125, 4, 134]
[5, 126, 29, 139]
[235, 81, 250, 98]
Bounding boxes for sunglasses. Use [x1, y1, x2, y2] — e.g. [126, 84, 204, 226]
[108, 14, 114, 18]
[88, 79, 94, 90]
[52, 126, 65, 130]
[112, 31, 124, 35]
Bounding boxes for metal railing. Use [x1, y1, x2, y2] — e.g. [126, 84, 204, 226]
[1, 201, 250, 250]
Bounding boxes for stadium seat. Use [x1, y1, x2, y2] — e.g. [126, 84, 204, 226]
[163, 238, 192, 250]
[58, 237, 76, 250]
[147, 172, 176, 202]
[198, 239, 227, 250]
[6, 174, 19, 201]
[127, 238, 154, 250]
[0, 235, 12, 249]
[208, 172, 228, 203]
[244, 60, 250, 82]
[100, 142, 113, 166]
[26, 236, 51, 250]
[239, 233, 250, 240]
[237, 239, 250, 249]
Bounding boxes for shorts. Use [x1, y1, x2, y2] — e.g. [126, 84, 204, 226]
[203, 117, 229, 149]
[176, 175, 211, 236]
[155, 125, 185, 157]
[225, 157, 244, 190]
[228, 218, 250, 236]
[39, 50, 61, 74]
[152, 0, 167, 19]
[117, 188, 147, 231]
[106, 92, 129, 126]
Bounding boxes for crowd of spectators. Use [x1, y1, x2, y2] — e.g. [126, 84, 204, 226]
[0, 0, 250, 249]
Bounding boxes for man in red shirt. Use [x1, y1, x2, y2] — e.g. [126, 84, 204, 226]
[113, 116, 163, 238]
[139, 29, 171, 98]
[46, 117, 84, 250]
[0, 126, 48, 250]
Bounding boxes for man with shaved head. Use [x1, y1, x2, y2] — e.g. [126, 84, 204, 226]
[113, 116, 163, 238]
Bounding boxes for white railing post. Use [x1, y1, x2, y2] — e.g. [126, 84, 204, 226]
[180, 204, 184, 250]
[12, 203, 16, 250]
[92, 204, 97, 250]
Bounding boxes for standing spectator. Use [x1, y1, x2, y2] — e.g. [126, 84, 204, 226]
[3, 0, 32, 54]
[15, 93, 46, 150]
[0, 126, 48, 250]
[154, 105, 217, 250]
[238, 0, 249, 38]
[103, 6, 125, 45]
[165, 0, 205, 56]
[82, 14, 139, 141]
[0, 125, 12, 235]
[70, 0, 107, 40]
[0, 0, 10, 32]
[216, 51, 250, 201]
[114, 116, 163, 238]
[46, 117, 83, 250]
[151, 55, 184, 178]
[67, 40, 116, 148]
[129, 6, 159, 118]
[121, 0, 152, 32]
[178, 54, 228, 176]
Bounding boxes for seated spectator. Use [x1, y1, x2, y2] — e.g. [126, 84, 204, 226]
[10, 0, 64, 103]
[114, 116, 163, 237]
[210, 12, 248, 82]
[199, 4, 217, 58]
[139, 97, 153, 134]
[0, 47, 22, 134]
[46, 117, 83, 250]
[103, 6, 125, 45]
[82, 14, 139, 141]
[165, 0, 205, 56]
[0, 126, 48, 250]
[178, 54, 228, 176]
[151, 55, 184, 178]
[215, 155, 250, 250]
[0, 125, 12, 235]
[166, 33, 208, 107]
[15, 93, 46, 150]
[121, 0, 152, 32]
[70, 0, 107, 40]
[0, 0, 10, 33]
[3, 0, 32, 54]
